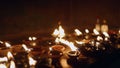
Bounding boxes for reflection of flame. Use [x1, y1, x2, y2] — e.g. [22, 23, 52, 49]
[10, 61, 16, 68]
[28, 37, 37, 41]
[97, 36, 103, 41]
[5, 42, 11, 48]
[103, 32, 109, 38]
[22, 44, 31, 52]
[93, 29, 99, 35]
[0, 57, 8, 62]
[28, 56, 37, 66]
[58, 39, 77, 51]
[74, 29, 82, 36]
[7, 51, 13, 60]
[85, 29, 89, 33]
[0, 64, 7, 68]
[52, 25, 65, 38]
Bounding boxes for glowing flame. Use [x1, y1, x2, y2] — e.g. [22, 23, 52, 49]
[10, 61, 16, 68]
[7, 51, 13, 60]
[28, 56, 37, 66]
[103, 32, 109, 38]
[0, 64, 7, 68]
[0, 57, 8, 62]
[75, 41, 85, 45]
[49, 47, 52, 51]
[85, 29, 89, 33]
[0, 41, 3, 44]
[97, 36, 103, 41]
[74, 29, 82, 36]
[58, 39, 77, 51]
[93, 29, 99, 35]
[28, 37, 37, 41]
[22, 44, 31, 52]
[52, 25, 65, 38]
[5, 42, 11, 48]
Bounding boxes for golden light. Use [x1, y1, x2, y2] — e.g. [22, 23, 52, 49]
[97, 36, 103, 41]
[49, 47, 52, 51]
[85, 29, 89, 34]
[7, 51, 13, 60]
[58, 39, 77, 51]
[0, 41, 3, 44]
[103, 32, 109, 38]
[0, 57, 8, 62]
[22, 44, 31, 52]
[93, 29, 99, 35]
[52, 25, 65, 38]
[28, 56, 37, 67]
[10, 61, 16, 68]
[5, 42, 11, 48]
[28, 37, 37, 41]
[75, 41, 85, 45]
[74, 29, 82, 36]
[60, 58, 71, 68]
[0, 64, 7, 68]
[119, 29, 120, 34]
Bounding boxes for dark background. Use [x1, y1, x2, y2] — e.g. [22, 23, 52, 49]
[0, 0, 120, 40]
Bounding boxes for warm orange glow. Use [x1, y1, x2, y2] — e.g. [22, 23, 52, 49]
[119, 29, 120, 34]
[5, 42, 11, 48]
[52, 25, 65, 38]
[74, 29, 82, 36]
[28, 56, 37, 66]
[103, 32, 109, 38]
[28, 37, 37, 41]
[10, 61, 16, 68]
[85, 29, 89, 33]
[97, 36, 103, 41]
[75, 41, 85, 45]
[58, 39, 77, 51]
[22, 44, 31, 52]
[7, 51, 13, 60]
[93, 29, 99, 35]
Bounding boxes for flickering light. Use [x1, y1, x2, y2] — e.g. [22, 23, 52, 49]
[85, 29, 89, 34]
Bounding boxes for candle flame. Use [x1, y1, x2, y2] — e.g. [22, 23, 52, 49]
[5, 42, 11, 48]
[103, 32, 109, 38]
[49, 47, 52, 51]
[7, 51, 13, 60]
[93, 29, 99, 35]
[85, 29, 89, 33]
[52, 25, 65, 38]
[74, 29, 82, 36]
[22, 44, 31, 52]
[0, 57, 8, 62]
[28, 37, 37, 41]
[58, 38, 77, 51]
[10, 61, 16, 68]
[0, 64, 7, 68]
[97, 36, 103, 41]
[28, 56, 37, 66]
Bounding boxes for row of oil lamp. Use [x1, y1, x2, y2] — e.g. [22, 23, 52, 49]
[0, 23, 120, 68]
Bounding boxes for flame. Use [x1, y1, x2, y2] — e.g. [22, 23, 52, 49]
[28, 56, 37, 66]
[58, 39, 77, 51]
[97, 36, 103, 41]
[0, 64, 7, 68]
[22, 44, 31, 52]
[7, 51, 13, 60]
[49, 47, 52, 51]
[28, 37, 37, 41]
[10, 61, 16, 68]
[75, 41, 85, 45]
[93, 29, 99, 35]
[74, 29, 82, 36]
[52, 25, 65, 38]
[5, 42, 11, 48]
[0, 41, 3, 44]
[103, 32, 109, 38]
[85, 29, 89, 34]
[0, 57, 8, 62]
[119, 29, 120, 34]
